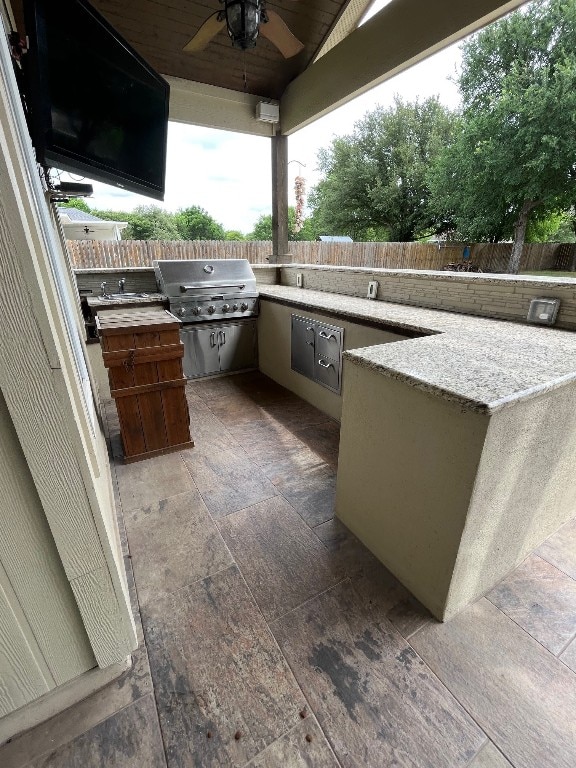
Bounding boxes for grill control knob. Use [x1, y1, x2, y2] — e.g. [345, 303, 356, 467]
[240, 302, 248, 311]
[232, 304, 239, 311]
[222, 303, 230, 313]
[207, 305, 216, 314]
[192, 307, 201, 316]
[178, 307, 186, 316]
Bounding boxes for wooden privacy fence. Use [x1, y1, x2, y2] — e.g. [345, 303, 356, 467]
[68, 239, 570, 273]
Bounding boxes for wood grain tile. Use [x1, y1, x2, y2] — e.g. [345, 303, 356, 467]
[411, 598, 576, 768]
[234, 372, 298, 406]
[537, 517, 576, 580]
[315, 518, 431, 639]
[124, 490, 233, 606]
[272, 581, 484, 768]
[27, 694, 165, 768]
[218, 496, 343, 621]
[185, 394, 228, 439]
[181, 443, 277, 519]
[186, 374, 252, 401]
[469, 742, 513, 767]
[262, 400, 331, 429]
[560, 637, 576, 673]
[246, 718, 339, 768]
[142, 565, 306, 767]
[207, 392, 267, 426]
[228, 420, 307, 466]
[115, 453, 194, 513]
[0, 649, 153, 768]
[273, 462, 337, 527]
[488, 554, 576, 654]
[293, 420, 341, 469]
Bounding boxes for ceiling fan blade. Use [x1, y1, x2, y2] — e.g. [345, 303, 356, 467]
[183, 13, 226, 53]
[260, 10, 305, 59]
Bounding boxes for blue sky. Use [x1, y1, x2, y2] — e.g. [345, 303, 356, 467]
[64, 2, 462, 234]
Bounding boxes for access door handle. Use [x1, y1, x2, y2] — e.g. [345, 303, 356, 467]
[317, 359, 333, 369]
[319, 331, 338, 341]
[219, 330, 226, 345]
[210, 332, 216, 347]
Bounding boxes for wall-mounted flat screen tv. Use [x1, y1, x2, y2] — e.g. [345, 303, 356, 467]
[23, 0, 169, 200]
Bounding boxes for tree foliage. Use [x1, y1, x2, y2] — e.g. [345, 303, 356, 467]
[175, 206, 225, 240]
[428, 0, 576, 271]
[59, 198, 91, 213]
[123, 205, 182, 240]
[308, 97, 455, 242]
[58, 200, 234, 240]
[248, 207, 317, 241]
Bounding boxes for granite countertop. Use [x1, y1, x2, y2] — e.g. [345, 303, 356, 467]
[258, 285, 576, 414]
[86, 293, 166, 309]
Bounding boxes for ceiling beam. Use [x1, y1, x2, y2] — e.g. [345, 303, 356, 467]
[166, 76, 279, 137]
[280, 0, 528, 135]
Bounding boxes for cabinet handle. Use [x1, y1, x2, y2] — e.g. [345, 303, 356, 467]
[319, 331, 338, 341]
[220, 330, 226, 345]
[210, 332, 216, 347]
[318, 359, 333, 369]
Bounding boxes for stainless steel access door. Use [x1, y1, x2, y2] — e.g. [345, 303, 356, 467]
[217, 323, 257, 372]
[291, 315, 315, 379]
[181, 326, 220, 378]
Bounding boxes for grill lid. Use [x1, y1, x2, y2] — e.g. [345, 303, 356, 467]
[154, 259, 257, 297]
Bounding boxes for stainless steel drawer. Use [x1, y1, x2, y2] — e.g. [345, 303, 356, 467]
[315, 323, 343, 361]
[314, 355, 341, 393]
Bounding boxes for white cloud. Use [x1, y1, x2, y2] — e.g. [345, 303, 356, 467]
[62, 28, 463, 235]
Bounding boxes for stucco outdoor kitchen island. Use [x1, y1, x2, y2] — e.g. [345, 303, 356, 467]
[257, 282, 576, 621]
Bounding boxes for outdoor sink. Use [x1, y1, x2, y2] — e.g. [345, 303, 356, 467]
[101, 292, 149, 300]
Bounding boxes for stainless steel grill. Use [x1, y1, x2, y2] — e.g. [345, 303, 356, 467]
[153, 259, 259, 323]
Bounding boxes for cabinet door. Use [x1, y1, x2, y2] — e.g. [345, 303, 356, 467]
[181, 327, 220, 378]
[218, 322, 257, 372]
[291, 315, 315, 379]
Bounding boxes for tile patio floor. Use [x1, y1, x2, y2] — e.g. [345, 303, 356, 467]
[2, 371, 576, 768]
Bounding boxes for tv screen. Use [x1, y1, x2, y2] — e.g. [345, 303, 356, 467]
[23, 0, 169, 200]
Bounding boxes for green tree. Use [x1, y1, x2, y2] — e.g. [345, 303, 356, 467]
[58, 198, 92, 213]
[428, 0, 576, 272]
[248, 208, 318, 241]
[124, 205, 182, 240]
[248, 213, 273, 240]
[526, 210, 574, 242]
[175, 206, 225, 240]
[308, 97, 455, 242]
[224, 230, 246, 241]
[92, 208, 133, 229]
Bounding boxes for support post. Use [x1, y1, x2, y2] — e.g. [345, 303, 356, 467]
[271, 132, 289, 263]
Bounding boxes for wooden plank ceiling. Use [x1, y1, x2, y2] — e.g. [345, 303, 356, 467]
[14, 1, 363, 100]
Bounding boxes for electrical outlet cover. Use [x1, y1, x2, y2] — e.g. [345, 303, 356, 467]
[296, 273, 303, 288]
[367, 280, 379, 299]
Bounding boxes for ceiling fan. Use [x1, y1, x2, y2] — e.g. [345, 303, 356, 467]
[183, 0, 305, 59]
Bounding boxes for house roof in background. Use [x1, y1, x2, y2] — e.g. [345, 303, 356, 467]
[57, 208, 128, 227]
[57, 208, 107, 223]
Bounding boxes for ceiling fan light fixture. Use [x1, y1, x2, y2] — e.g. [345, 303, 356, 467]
[224, 0, 261, 50]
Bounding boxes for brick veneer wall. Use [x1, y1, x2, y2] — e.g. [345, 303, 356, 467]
[280, 265, 576, 330]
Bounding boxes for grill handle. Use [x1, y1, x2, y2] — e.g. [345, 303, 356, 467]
[180, 283, 246, 292]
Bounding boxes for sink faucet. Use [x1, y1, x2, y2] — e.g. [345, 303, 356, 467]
[100, 281, 107, 297]
[118, 278, 126, 293]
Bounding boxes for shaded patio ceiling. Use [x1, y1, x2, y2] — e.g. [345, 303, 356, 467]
[12, 0, 528, 136]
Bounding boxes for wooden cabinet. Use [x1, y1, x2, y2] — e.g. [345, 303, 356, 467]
[97, 308, 194, 463]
